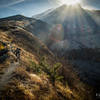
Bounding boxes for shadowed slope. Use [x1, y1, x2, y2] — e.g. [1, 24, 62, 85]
[0, 17, 94, 100]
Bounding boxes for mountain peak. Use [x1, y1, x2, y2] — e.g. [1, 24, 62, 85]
[60, 3, 82, 7]
[0, 14, 35, 22]
[13, 14, 26, 18]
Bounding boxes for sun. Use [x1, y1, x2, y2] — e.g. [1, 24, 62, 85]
[60, 0, 80, 6]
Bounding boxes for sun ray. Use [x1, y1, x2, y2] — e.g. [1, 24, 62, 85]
[58, 0, 81, 6]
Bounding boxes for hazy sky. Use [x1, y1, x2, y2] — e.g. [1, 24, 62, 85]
[0, 0, 100, 18]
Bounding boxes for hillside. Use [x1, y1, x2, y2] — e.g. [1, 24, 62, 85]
[0, 15, 51, 43]
[33, 4, 100, 89]
[33, 4, 100, 50]
[0, 21, 94, 100]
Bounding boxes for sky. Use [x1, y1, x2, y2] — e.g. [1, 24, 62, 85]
[0, 0, 100, 18]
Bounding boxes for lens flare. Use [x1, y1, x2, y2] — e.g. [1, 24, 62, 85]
[59, 0, 81, 6]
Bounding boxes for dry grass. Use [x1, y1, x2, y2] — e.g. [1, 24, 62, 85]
[0, 66, 59, 100]
[0, 80, 35, 100]
[12, 67, 30, 81]
[0, 62, 93, 100]
[21, 48, 38, 65]
[0, 25, 94, 100]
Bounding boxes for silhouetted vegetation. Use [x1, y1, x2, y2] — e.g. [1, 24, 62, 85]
[30, 56, 63, 85]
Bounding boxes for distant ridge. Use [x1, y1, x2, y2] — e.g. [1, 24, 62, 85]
[0, 15, 37, 22]
[0, 14, 52, 43]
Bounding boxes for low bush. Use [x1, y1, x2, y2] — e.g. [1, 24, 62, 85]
[30, 56, 64, 85]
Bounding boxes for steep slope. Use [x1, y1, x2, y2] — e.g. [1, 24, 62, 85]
[0, 15, 51, 43]
[33, 4, 100, 91]
[33, 4, 100, 50]
[0, 20, 94, 100]
[0, 20, 53, 58]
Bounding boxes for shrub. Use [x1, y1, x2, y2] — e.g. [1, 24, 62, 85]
[29, 61, 41, 73]
[30, 56, 63, 85]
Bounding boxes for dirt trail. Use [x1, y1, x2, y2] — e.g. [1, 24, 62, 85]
[0, 62, 19, 90]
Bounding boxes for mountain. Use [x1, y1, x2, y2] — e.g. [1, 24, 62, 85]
[33, 5, 100, 90]
[33, 4, 100, 51]
[0, 15, 51, 43]
[0, 17, 94, 100]
[33, 4, 100, 25]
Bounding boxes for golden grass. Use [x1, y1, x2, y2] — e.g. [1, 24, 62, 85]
[0, 80, 35, 100]
[0, 26, 93, 100]
[0, 63, 93, 100]
[21, 48, 38, 65]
